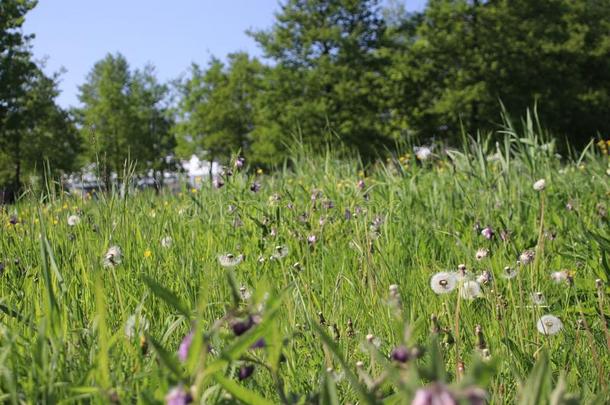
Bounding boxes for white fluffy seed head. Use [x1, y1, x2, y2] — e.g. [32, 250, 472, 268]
[502, 266, 517, 279]
[103, 245, 122, 268]
[218, 253, 243, 267]
[533, 178, 546, 191]
[430, 272, 458, 294]
[161, 236, 173, 248]
[414, 146, 432, 160]
[67, 214, 80, 226]
[550, 270, 568, 284]
[531, 291, 546, 305]
[475, 248, 489, 261]
[271, 245, 289, 260]
[461, 281, 482, 300]
[537, 314, 563, 335]
[519, 250, 535, 265]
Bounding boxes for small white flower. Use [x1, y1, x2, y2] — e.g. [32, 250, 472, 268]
[519, 250, 535, 265]
[414, 146, 433, 160]
[502, 266, 517, 279]
[550, 270, 568, 284]
[103, 245, 122, 268]
[430, 272, 458, 294]
[475, 248, 489, 261]
[270, 245, 289, 260]
[533, 178, 546, 191]
[218, 253, 243, 267]
[461, 280, 482, 300]
[67, 214, 80, 226]
[160, 236, 173, 248]
[537, 314, 563, 335]
[531, 291, 546, 306]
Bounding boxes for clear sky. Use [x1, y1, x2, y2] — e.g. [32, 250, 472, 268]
[24, 1, 426, 109]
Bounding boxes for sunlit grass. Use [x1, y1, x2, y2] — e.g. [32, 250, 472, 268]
[0, 132, 609, 404]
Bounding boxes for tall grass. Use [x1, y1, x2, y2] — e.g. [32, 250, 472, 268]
[0, 121, 609, 404]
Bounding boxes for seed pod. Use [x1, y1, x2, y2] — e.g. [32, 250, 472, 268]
[318, 312, 326, 326]
[347, 318, 355, 338]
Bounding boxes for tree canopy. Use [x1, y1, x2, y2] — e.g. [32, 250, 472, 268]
[1, 0, 609, 193]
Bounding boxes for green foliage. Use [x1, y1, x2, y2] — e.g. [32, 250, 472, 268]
[384, 0, 610, 146]
[174, 53, 263, 161]
[78, 53, 175, 188]
[0, 126, 609, 402]
[249, 0, 393, 165]
[0, 0, 80, 198]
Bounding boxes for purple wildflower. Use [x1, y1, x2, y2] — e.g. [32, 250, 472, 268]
[391, 346, 410, 363]
[235, 156, 245, 169]
[231, 316, 254, 336]
[412, 384, 457, 405]
[178, 331, 194, 362]
[481, 227, 494, 240]
[238, 365, 255, 381]
[165, 386, 192, 405]
[250, 338, 266, 349]
[250, 182, 261, 193]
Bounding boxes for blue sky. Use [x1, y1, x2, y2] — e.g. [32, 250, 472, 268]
[24, 1, 426, 108]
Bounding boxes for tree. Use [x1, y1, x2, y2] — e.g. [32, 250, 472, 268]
[0, 0, 81, 202]
[384, 0, 610, 146]
[78, 54, 175, 189]
[174, 52, 263, 163]
[249, 0, 393, 165]
[131, 65, 176, 189]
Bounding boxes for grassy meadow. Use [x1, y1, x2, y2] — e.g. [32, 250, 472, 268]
[1, 129, 609, 404]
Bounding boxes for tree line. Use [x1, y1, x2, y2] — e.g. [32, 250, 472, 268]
[1, 0, 609, 200]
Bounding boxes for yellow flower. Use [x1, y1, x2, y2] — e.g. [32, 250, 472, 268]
[62, 203, 68, 209]
[144, 249, 152, 258]
[53, 219, 58, 225]
[256, 168, 264, 175]
[191, 188, 197, 194]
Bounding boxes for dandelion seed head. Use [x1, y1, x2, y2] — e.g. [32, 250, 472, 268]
[550, 270, 568, 284]
[475, 248, 489, 261]
[161, 236, 173, 248]
[476, 270, 492, 285]
[533, 178, 546, 191]
[271, 245, 289, 260]
[461, 280, 482, 300]
[537, 314, 563, 335]
[531, 291, 546, 305]
[430, 272, 458, 294]
[103, 245, 122, 268]
[67, 214, 80, 226]
[519, 250, 535, 265]
[502, 266, 517, 279]
[414, 146, 433, 161]
[218, 253, 243, 267]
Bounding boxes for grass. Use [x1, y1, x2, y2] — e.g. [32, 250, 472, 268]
[0, 127, 609, 404]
